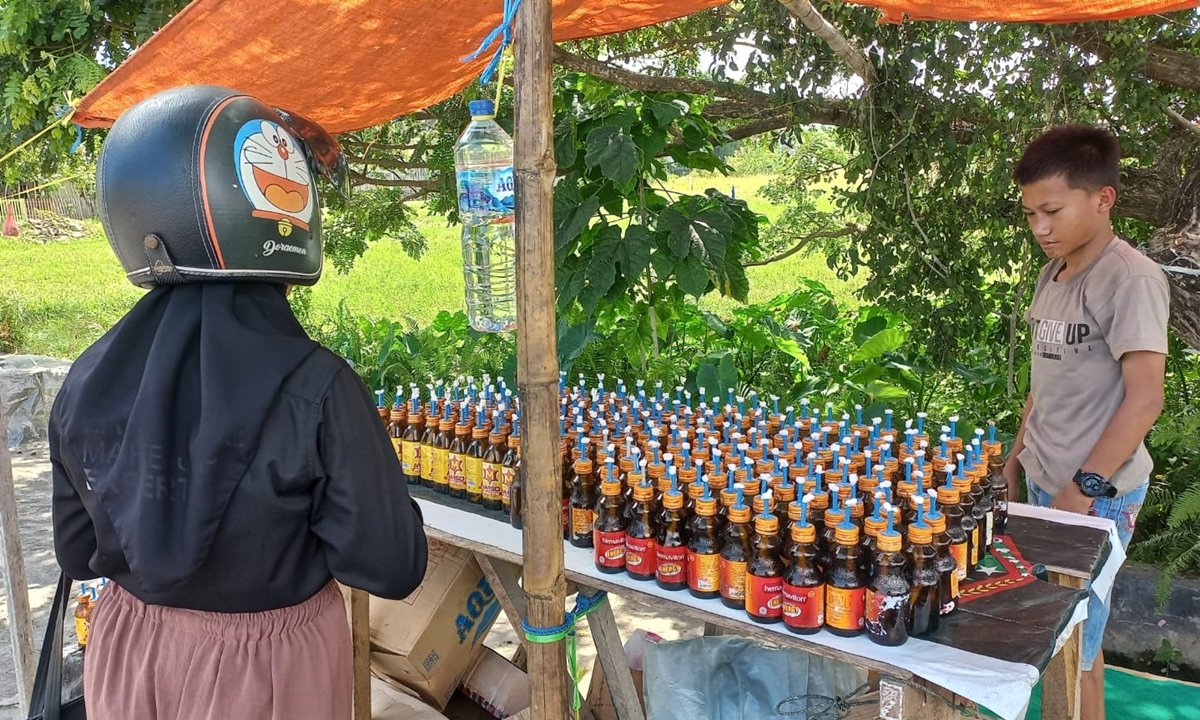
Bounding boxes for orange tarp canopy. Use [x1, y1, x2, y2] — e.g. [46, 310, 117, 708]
[74, 0, 1199, 132]
[855, 0, 1199, 23]
[73, 0, 730, 133]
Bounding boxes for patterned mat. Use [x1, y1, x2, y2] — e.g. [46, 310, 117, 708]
[959, 534, 1038, 604]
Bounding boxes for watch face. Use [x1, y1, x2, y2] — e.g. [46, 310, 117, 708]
[1078, 472, 1109, 497]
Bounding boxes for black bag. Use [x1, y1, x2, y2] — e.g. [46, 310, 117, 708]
[27, 572, 86, 720]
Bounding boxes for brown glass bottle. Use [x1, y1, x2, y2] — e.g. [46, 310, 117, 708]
[594, 480, 627, 574]
[687, 496, 722, 599]
[625, 482, 658, 582]
[971, 464, 994, 560]
[655, 489, 689, 591]
[719, 501, 753, 609]
[503, 431, 522, 525]
[906, 520, 940, 637]
[465, 417, 490, 504]
[569, 452, 598, 548]
[938, 485, 970, 593]
[418, 404, 439, 488]
[447, 421, 470, 500]
[816, 500, 846, 574]
[952, 475, 979, 570]
[745, 514, 785, 624]
[387, 403, 406, 470]
[825, 521, 867, 637]
[861, 506, 888, 578]
[927, 510, 959, 616]
[782, 520, 824, 635]
[865, 527, 910, 647]
[773, 481, 797, 530]
[987, 451, 1009, 536]
[781, 501, 805, 569]
[482, 429, 507, 512]
[400, 405, 424, 485]
[431, 414, 455, 495]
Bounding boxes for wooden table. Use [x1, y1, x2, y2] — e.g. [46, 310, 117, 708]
[361, 491, 1110, 720]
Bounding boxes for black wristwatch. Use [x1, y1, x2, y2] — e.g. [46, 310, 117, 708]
[1073, 469, 1117, 499]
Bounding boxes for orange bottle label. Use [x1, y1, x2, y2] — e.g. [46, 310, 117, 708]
[687, 551, 720, 593]
[447, 453, 467, 491]
[971, 527, 981, 566]
[720, 558, 747, 601]
[746, 574, 784, 618]
[403, 440, 421, 476]
[594, 531, 626, 569]
[782, 583, 824, 629]
[826, 586, 866, 630]
[656, 545, 688, 584]
[950, 568, 960, 599]
[625, 535, 657, 576]
[483, 463, 503, 501]
[571, 507, 595, 537]
[951, 542, 968, 580]
[464, 456, 483, 495]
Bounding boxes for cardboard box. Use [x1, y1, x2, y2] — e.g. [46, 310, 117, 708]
[460, 648, 531, 719]
[369, 539, 500, 709]
[370, 674, 450, 720]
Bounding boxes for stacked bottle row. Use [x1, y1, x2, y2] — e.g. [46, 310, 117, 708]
[375, 375, 1011, 646]
[376, 379, 523, 520]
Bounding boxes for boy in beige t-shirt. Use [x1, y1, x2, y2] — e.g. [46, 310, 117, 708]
[1006, 126, 1169, 720]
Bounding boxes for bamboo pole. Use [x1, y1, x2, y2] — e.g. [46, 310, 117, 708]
[0, 399, 35, 715]
[514, 0, 568, 717]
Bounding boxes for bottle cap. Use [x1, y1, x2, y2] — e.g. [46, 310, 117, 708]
[835, 523, 860, 545]
[937, 485, 961, 505]
[440, 418, 455, 431]
[728, 505, 752, 523]
[695, 497, 718, 516]
[824, 506, 844, 527]
[754, 514, 779, 534]
[719, 487, 739, 508]
[687, 481, 706, 500]
[574, 457, 594, 475]
[632, 482, 654, 502]
[489, 431, 506, 444]
[791, 522, 816, 544]
[663, 491, 684, 510]
[469, 99, 496, 117]
[908, 523, 933, 544]
[600, 479, 622, 497]
[927, 512, 947, 533]
[876, 530, 903, 552]
[864, 514, 888, 537]
[787, 501, 805, 522]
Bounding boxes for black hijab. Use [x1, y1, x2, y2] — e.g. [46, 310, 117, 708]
[55, 283, 319, 593]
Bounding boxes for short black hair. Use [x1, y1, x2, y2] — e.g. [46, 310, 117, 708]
[1013, 125, 1120, 191]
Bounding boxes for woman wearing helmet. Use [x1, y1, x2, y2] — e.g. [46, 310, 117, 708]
[50, 86, 428, 719]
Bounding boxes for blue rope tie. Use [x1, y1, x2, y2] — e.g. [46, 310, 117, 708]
[520, 590, 608, 719]
[462, 0, 522, 84]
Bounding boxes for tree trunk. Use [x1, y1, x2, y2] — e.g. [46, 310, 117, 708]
[1146, 137, 1200, 350]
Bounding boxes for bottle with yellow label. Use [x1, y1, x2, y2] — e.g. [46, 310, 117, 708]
[482, 419, 507, 512]
[465, 405, 489, 504]
[431, 405, 455, 495]
[907, 502, 940, 637]
[826, 515, 867, 637]
[687, 484, 722, 600]
[73, 587, 92, 649]
[418, 393, 439, 488]
[401, 390, 424, 485]
[938, 482, 969, 591]
[447, 411, 471, 500]
[386, 387, 407, 469]
[502, 420, 521, 523]
[745, 512, 784, 624]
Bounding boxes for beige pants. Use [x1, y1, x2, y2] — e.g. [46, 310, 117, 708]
[84, 581, 351, 720]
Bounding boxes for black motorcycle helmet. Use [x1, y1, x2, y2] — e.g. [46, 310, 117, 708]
[97, 85, 346, 288]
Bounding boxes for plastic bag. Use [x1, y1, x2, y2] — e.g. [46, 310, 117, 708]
[643, 635, 866, 720]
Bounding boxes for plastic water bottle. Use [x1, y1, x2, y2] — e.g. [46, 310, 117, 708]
[455, 99, 517, 333]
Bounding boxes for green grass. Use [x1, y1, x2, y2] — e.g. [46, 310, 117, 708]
[0, 174, 859, 359]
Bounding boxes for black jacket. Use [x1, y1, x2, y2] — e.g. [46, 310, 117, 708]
[51, 349, 428, 612]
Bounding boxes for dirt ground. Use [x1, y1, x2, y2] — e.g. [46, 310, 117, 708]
[0, 445, 703, 719]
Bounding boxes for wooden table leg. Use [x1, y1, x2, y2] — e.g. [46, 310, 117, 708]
[350, 588, 371, 720]
[1042, 573, 1086, 720]
[475, 553, 531, 654]
[582, 588, 645, 720]
[877, 678, 959, 719]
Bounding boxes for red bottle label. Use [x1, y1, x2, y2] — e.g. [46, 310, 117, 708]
[656, 545, 688, 584]
[687, 551, 720, 593]
[594, 531, 626, 569]
[720, 558, 747, 601]
[827, 586, 866, 630]
[746, 574, 784, 618]
[625, 535, 657, 576]
[782, 583, 825, 629]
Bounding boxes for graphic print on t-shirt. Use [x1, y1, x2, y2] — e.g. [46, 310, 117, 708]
[1031, 317, 1095, 362]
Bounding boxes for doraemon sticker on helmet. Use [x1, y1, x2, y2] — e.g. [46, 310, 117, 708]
[234, 119, 315, 238]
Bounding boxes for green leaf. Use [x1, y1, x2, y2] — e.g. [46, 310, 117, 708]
[660, 204, 732, 265]
[675, 256, 710, 298]
[646, 99, 687, 128]
[696, 363, 720, 400]
[557, 319, 597, 371]
[718, 354, 738, 395]
[867, 382, 910, 401]
[619, 225, 652, 279]
[554, 119, 578, 168]
[554, 194, 599, 250]
[650, 249, 675, 278]
[584, 126, 638, 185]
[853, 316, 889, 345]
[852, 328, 907, 363]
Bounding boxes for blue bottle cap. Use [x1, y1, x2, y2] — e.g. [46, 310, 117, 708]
[469, 99, 496, 117]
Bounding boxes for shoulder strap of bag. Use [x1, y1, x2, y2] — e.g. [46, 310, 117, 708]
[28, 572, 71, 720]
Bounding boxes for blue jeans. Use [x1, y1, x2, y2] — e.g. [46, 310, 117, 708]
[1026, 479, 1148, 671]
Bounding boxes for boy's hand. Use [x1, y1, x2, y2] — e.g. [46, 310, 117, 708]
[1003, 460, 1023, 500]
[1050, 483, 1094, 515]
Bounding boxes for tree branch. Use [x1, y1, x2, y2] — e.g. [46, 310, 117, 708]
[1064, 29, 1200, 93]
[345, 154, 432, 171]
[349, 170, 439, 189]
[746, 225, 860, 266]
[778, 0, 877, 87]
[552, 45, 773, 108]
